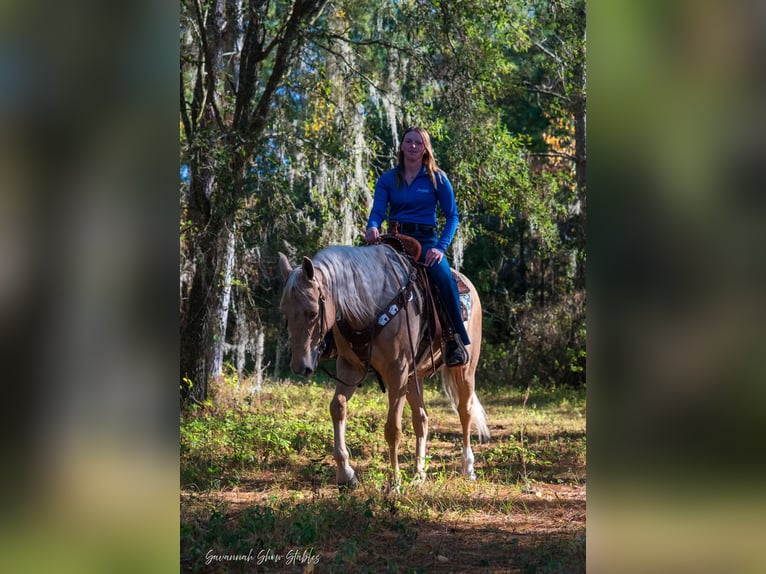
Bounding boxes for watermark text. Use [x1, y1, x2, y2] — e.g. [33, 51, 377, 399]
[204, 547, 320, 567]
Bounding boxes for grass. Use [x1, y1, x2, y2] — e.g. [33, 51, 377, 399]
[181, 376, 585, 573]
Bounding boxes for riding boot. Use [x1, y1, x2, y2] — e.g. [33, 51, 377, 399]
[429, 278, 470, 367]
[444, 330, 469, 367]
[430, 277, 470, 366]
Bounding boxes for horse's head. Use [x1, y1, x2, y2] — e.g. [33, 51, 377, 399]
[278, 252, 330, 377]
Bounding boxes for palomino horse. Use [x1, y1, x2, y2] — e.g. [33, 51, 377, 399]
[278, 244, 489, 490]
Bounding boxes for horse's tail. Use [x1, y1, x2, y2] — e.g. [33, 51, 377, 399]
[440, 368, 490, 443]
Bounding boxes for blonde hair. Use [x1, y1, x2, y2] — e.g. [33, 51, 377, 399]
[396, 126, 443, 189]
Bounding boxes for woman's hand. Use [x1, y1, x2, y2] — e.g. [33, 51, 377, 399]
[424, 248, 444, 266]
[365, 226, 380, 244]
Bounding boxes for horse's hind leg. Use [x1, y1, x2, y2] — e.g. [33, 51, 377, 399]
[406, 384, 428, 482]
[330, 358, 362, 490]
[453, 366, 478, 479]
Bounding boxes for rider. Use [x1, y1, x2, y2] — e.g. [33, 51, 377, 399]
[364, 126, 470, 367]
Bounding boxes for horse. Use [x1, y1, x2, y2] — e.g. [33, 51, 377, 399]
[278, 244, 489, 490]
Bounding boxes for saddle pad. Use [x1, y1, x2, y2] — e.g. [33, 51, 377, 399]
[453, 272, 470, 295]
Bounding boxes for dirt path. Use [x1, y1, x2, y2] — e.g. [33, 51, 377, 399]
[181, 384, 586, 572]
[181, 479, 584, 573]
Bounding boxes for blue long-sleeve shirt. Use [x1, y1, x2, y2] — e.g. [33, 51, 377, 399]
[367, 166, 459, 253]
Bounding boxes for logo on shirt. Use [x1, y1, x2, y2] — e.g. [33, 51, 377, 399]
[415, 188, 431, 194]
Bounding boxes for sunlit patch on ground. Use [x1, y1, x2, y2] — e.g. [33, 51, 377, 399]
[181, 379, 585, 573]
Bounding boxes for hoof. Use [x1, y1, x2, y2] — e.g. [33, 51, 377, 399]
[338, 475, 359, 492]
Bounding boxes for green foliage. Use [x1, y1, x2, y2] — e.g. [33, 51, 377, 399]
[449, 121, 532, 223]
[479, 292, 585, 389]
[181, 380, 585, 572]
[510, 293, 586, 388]
[181, 381, 394, 490]
[180, 0, 587, 402]
[181, 386, 331, 489]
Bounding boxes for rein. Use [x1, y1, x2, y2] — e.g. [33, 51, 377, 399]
[331, 274, 417, 391]
[315, 292, 328, 356]
[323, 247, 431, 400]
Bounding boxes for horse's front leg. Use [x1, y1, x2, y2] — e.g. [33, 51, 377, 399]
[384, 386, 408, 493]
[406, 383, 428, 482]
[330, 357, 363, 490]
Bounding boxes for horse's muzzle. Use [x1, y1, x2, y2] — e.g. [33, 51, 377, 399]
[297, 365, 314, 377]
[291, 353, 318, 378]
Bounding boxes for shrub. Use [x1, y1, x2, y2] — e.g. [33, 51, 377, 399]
[481, 291, 585, 389]
[513, 291, 585, 388]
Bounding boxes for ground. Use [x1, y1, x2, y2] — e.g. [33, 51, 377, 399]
[180, 378, 585, 573]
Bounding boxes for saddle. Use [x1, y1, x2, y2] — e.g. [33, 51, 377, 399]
[379, 223, 470, 294]
[379, 229, 471, 347]
[322, 229, 471, 392]
[379, 231, 422, 262]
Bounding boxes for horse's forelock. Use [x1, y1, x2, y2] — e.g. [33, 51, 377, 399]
[280, 267, 314, 312]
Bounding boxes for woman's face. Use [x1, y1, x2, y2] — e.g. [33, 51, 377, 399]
[401, 131, 425, 163]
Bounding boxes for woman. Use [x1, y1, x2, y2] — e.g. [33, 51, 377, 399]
[365, 126, 470, 366]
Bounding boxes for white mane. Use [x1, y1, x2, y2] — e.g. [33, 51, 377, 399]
[313, 245, 409, 326]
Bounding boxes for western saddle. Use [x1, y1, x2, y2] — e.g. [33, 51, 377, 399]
[320, 224, 470, 393]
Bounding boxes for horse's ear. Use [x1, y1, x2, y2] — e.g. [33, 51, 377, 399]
[278, 252, 294, 282]
[301, 256, 315, 281]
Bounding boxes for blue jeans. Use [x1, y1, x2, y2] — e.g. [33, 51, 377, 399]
[404, 230, 471, 346]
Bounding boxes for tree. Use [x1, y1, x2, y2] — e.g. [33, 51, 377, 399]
[515, 0, 586, 289]
[180, 0, 330, 403]
[180, 0, 587, 398]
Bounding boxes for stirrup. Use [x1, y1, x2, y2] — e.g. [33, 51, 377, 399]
[445, 334, 469, 367]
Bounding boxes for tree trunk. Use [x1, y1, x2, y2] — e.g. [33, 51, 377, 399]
[252, 328, 265, 393]
[273, 335, 283, 380]
[573, 18, 587, 290]
[210, 224, 237, 379]
[573, 91, 586, 289]
[179, 237, 215, 403]
[231, 294, 248, 377]
[180, 139, 216, 403]
[180, 216, 235, 403]
[180, 0, 332, 405]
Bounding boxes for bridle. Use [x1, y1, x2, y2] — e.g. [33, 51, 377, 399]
[328, 249, 429, 398]
[302, 286, 329, 366]
[286, 248, 432, 399]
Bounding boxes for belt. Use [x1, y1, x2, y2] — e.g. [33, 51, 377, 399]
[396, 222, 436, 233]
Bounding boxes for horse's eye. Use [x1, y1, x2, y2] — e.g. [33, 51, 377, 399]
[308, 311, 318, 320]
